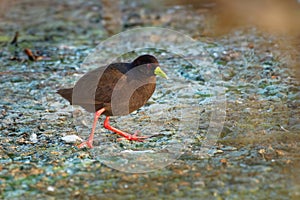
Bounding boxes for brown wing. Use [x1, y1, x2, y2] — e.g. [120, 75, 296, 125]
[71, 65, 127, 113]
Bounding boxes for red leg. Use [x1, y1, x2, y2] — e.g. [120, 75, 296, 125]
[77, 108, 106, 148]
[103, 116, 148, 141]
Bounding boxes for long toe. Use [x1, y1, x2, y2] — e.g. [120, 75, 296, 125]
[128, 134, 149, 142]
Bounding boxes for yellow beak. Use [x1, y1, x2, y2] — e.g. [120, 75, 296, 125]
[154, 66, 168, 79]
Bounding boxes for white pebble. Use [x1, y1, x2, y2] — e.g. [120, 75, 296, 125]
[30, 133, 38, 143]
[61, 135, 83, 143]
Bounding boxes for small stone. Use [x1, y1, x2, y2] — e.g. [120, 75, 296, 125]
[258, 149, 265, 155]
[221, 146, 237, 151]
[61, 135, 83, 143]
[220, 158, 228, 165]
[47, 186, 55, 192]
[275, 149, 285, 156]
[30, 133, 38, 143]
[248, 43, 254, 49]
[208, 148, 223, 156]
[194, 181, 205, 187]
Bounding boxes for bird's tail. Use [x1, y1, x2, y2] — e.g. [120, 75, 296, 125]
[57, 88, 73, 104]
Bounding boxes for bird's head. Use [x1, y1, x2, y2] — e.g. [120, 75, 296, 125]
[131, 55, 168, 79]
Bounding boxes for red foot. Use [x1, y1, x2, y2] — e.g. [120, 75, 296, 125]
[104, 117, 148, 142]
[116, 131, 148, 142]
[76, 108, 148, 149]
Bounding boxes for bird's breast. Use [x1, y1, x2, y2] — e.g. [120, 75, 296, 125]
[107, 77, 156, 116]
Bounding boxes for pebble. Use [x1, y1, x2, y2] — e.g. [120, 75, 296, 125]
[193, 181, 205, 187]
[30, 133, 38, 143]
[207, 149, 223, 156]
[61, 135, 83, 143]
[220, 146, 237, 151]
[47, 186, 55, 192]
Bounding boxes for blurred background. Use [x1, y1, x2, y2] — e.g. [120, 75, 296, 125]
[1, 0, 299, 78]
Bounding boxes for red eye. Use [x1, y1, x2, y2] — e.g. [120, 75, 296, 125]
[147, 64, 151, 69]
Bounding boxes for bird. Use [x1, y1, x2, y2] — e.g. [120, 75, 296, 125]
[57, 54, 168, 148]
